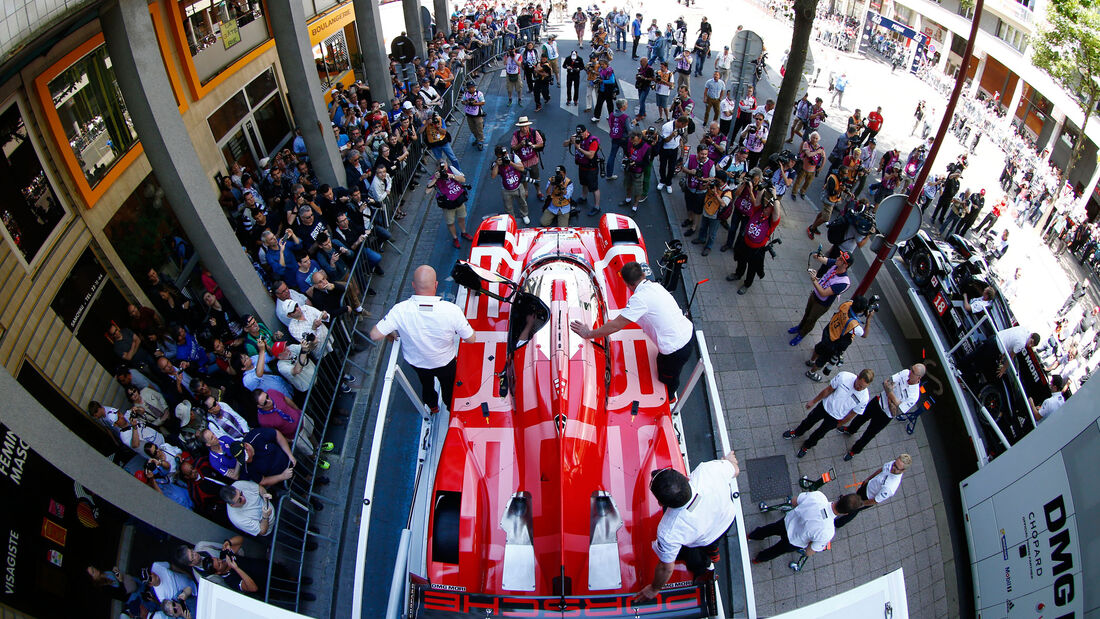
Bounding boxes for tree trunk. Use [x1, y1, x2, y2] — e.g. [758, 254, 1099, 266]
[1047, 87, 1096, 216]
[762, 0, 820, 162]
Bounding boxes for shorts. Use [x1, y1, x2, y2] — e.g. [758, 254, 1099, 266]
[578, 167, 599, 191]
[443, 204, 468, 225]
[820, 199, 840, 220]
[523, 160, 541, 180]
[685, 190, 705, 214]
[655, 93, 670, 108]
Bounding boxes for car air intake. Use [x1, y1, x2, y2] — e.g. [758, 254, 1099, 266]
[609, 228, 640, 245]
[500, 492, 536, 591]
[588, 491, 624, 590]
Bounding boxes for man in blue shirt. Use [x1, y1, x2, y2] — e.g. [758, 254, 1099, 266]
[229, 428, 294, 488]
[631, 14, 644, 59]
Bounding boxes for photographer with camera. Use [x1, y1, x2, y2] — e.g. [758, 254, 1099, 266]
[682, 143, 715, 237]
[720, 165, 763, 250]
[604, 99, 631, 181]
[673, 47, 693, 92]
[803, 97, 827, 141]
[583, 54, 600, 114]
[461, 82, 487, 151]
[426, 161, 472, 248]
[541, 165, 575, 226]
[670, 85, 695, 121]
[564, 50, 584, 106]
[563, 124, 602, 216]
[694, 168, 733, 255]
[729, 187, 782, 295]
[654, 61, 674, 122]
[533, 53, 554, 112]
[657, 116, 689, 194]
[620, 130, 652, 211]
[591, 58, 619, 123]
[504, 46, 524, 105]
[807, 163, 850, 240]
[804, 295, 876, 381]
[789, 250, 853, 346]
[491, 144, 530, 224]
[511, 117, 545, 199]
[423, 112, 462, 171]
[736, 112, 769, 169]
[731, 85, 757, 141]
[701, 121, 729, 164]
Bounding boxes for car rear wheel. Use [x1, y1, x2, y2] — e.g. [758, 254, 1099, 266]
[908, 248, 934, 288]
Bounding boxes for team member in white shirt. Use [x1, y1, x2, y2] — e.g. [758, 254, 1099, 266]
[783, 369, 873, 458]
[841, 364, 925, 460]
[1029, 374, 1066, 424]
[748, 490, 862, 563]
[834, 454, 911, 528]
[221, 481, 274, 537]
[965, 325, 1040, 380]
[369, 265, 475, 413]
[633, 451, 741, 602]
[571, 261, 694, 400]
[962, 286, 996, 315]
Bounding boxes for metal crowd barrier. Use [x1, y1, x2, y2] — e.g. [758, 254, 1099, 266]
[262, 24, 542, 611]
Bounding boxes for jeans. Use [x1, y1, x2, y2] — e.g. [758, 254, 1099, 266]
[698, 216, 719, 249]
[723, 211, 749, 249]
[431, 143, 461, 170]
[694, 51, 707, 76]
[615, 30, 627, 50]
[637, 87, 651, 116]
[940, 211, 962, 236]
[606, 137, 627, 176]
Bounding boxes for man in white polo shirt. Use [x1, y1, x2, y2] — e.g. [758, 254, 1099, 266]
[370, 265, 475, 413]
[571, 261, 694, 401]
[965, 325, 1040, 381]
[1029, 374, 1066, 424]
[783, 368, 874, 458]
[834, 454, 911, 528]
[633, 451, 741, 602]
[748, 490, 862, 563]
[841, 364, 925, 460]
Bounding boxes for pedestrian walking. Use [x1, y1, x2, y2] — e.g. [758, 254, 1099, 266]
[748, 491, 862, 562]
[783, 369, 873, 458]
[833, 455, 910, 528]
[369, 265, 476, 413]
[841, 365, 924, 460]
[632, 451, 742, 602]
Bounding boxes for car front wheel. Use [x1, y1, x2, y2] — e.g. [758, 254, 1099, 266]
[908, 248, 934, 288]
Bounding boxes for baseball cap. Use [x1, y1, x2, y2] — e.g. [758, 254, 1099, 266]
[837, 250, 851, 263]
[228, 441, 246, 460]
[280, 299, 298, 315]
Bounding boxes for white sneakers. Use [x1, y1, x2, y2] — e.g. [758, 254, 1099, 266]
[657, 182, 666, 191]
[522, 216, 530, 224]
[666, 185, 673, 194]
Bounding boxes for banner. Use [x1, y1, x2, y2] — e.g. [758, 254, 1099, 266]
[0, 423, 123, 617]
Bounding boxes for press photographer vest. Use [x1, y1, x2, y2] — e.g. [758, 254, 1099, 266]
[549, 178, 572, 211]
[500, 162, 522, 191]
[827, 301, 863, 342]
[436, 176, 466, 208]
[686, 156, 713, 192]
[513, 129, 541, 163]
[575, 135, 599, 168]
[734, 184, 755, 215]
[745, 209, 779, 248]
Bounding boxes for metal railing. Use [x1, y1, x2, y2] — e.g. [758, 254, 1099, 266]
[262, 24, 542, 612]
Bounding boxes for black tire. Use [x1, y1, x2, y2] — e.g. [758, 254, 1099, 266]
[908, 248, 934, 288]
[977, 383, 1005, 417]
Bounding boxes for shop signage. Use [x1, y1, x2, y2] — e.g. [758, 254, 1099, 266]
[222, 18, 241, 49]
[309, 3, 355, 47]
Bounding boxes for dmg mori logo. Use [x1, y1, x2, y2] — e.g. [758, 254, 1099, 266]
[1044, 495, 1076, 611]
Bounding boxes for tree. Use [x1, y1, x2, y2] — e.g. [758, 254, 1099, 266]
[762, 0, 820, 162]
[1030, 0, 1100, 197]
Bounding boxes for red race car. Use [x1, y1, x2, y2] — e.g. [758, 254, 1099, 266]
[406, 214, 716, 618]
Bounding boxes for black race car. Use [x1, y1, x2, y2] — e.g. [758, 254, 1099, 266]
[899, 230, 1050, 461]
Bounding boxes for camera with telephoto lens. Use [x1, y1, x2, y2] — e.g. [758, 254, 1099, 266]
[765, 237, 782, 258]
[866, 294, 881, 314]
[494, 145, 508, 167]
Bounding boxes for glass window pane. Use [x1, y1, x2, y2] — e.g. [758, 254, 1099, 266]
[244, 67, 277, 108]
[253, 95, 292, 154]
[103, 174, 193, 286]
[178, 0, 272, 84]
[314, 32, 349, 91]
[0, 104, 67, 264]
[47, 45, 138, 188]
[207, 90, 249, 141]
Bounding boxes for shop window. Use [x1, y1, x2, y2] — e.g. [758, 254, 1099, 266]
[314, 30, 351, 90]
[0, 101, 68, 266]
[176, 0, 272, 84]
[49, 248, 134, 373]
[209, 67, 292, 171]
[303, 0, 339, 19]
[46, 44, 138, 189]
[103, 175, 193, 288]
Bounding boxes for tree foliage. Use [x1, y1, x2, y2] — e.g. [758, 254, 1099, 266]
[762, 0, 819, 161]
[1031, 0, 1100, 187]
